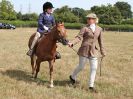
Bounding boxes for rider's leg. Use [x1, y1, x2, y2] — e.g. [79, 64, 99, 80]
[30, 32, 41, 49]
[27, 32, 41, 56]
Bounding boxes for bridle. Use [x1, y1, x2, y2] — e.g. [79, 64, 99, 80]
[55, 25, 68, 45]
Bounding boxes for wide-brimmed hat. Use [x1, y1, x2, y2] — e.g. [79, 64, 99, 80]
[86, 13, 99, 23]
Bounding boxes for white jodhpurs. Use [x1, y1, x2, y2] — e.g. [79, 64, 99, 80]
[30, 32, 41, 49]
[71, 56, 98, 87]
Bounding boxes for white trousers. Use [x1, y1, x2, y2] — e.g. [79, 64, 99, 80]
[30, 32, 41, 49]
[71, 56, 98, 87]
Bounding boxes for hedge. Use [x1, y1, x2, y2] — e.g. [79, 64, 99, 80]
[0, 20, 37, 27]
[100, 24, 133, 32]
[0, 20, 133, 32]
[121, 19, 133, 25]
[65, 23, 133, 32]
[64, 23, 84, 29]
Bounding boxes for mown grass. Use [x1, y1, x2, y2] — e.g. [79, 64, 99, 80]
[0, 28, 133, 99]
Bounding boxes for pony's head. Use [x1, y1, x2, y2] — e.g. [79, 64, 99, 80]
[55, 21, 68, 45]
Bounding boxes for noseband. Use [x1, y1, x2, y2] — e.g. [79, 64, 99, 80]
[58, 38, 68, 45]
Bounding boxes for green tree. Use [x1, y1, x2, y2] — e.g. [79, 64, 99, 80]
[0, 0, 16, 20]
[29, 13, 38, 21]
[53, 6, 79, 23]
[16, 12, 22, 20]
[114, 2, 132, 19]
[22, 13, 38, 21]
[91, 4, 122, 24]
[71, 7, 88, 23]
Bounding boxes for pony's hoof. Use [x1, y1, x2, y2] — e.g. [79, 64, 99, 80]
[31, 74, 34, 78]
[34, 76, 37, 79]
[49, 84, 54, 88]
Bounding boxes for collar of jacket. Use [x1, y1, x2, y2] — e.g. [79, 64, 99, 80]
[43, 12, 51, 15]
[90, 24, 96, 32]
[86, 24, 98, 34]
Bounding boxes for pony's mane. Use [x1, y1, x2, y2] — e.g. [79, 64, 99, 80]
[50, 25, 57, 34]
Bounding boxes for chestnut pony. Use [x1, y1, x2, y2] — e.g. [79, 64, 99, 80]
[28, 22, 67, 87]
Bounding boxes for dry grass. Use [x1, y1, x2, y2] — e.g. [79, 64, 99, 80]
[0, 28, 133, 99]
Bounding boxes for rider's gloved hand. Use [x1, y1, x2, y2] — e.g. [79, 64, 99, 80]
[43, 25, 49, 31]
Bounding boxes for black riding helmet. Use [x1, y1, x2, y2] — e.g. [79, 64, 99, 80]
[43, 2, 54, 12]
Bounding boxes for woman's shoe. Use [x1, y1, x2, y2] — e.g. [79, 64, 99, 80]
[89, 87, 98, 93]
[69, 75, 76, 85]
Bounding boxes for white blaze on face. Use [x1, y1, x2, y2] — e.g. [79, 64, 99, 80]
[61, 28, 65, 33]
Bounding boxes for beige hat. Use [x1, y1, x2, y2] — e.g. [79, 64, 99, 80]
[86, 13, 97, 18]
[86, 13, 99, 23]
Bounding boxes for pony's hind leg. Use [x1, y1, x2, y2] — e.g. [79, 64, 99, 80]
[48, 60, 54, 88]
[31, 54, 36, 77]
[34, 58, 41, 79]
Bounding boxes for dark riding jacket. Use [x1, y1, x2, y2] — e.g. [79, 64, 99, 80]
[37, 12, 55, 34]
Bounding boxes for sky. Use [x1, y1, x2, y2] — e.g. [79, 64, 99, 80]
[1, 0, 133, 14]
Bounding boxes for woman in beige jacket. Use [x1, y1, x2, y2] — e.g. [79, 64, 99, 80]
[68, 13, 106, 92]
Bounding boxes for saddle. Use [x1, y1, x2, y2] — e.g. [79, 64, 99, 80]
[38, 33, 48, 42]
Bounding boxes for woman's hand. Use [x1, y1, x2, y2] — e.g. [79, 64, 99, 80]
[68, 42, 73, 47]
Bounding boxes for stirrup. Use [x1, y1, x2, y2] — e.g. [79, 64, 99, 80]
[55, 52, 61, 59]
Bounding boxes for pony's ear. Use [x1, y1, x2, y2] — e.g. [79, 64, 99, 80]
[56, 20, 63, 26]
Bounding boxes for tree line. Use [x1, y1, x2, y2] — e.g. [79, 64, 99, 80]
[0, 0, 38, 21]
[0, 0, 133, 25]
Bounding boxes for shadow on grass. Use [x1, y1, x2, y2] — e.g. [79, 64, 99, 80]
[0, 69, 71, 87]
[54, 80, 71, 86]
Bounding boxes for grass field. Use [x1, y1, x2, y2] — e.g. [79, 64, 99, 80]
[0, 28, 133, 99]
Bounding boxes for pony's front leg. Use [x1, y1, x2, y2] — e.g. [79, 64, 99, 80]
[48, 60, 54, 88]
[31, 55, 37, 77]
[34, 58, 41, 79]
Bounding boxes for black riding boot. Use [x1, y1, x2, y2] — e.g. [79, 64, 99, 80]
[55, 52, 61, 59]
[26, 49, 33, 56]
